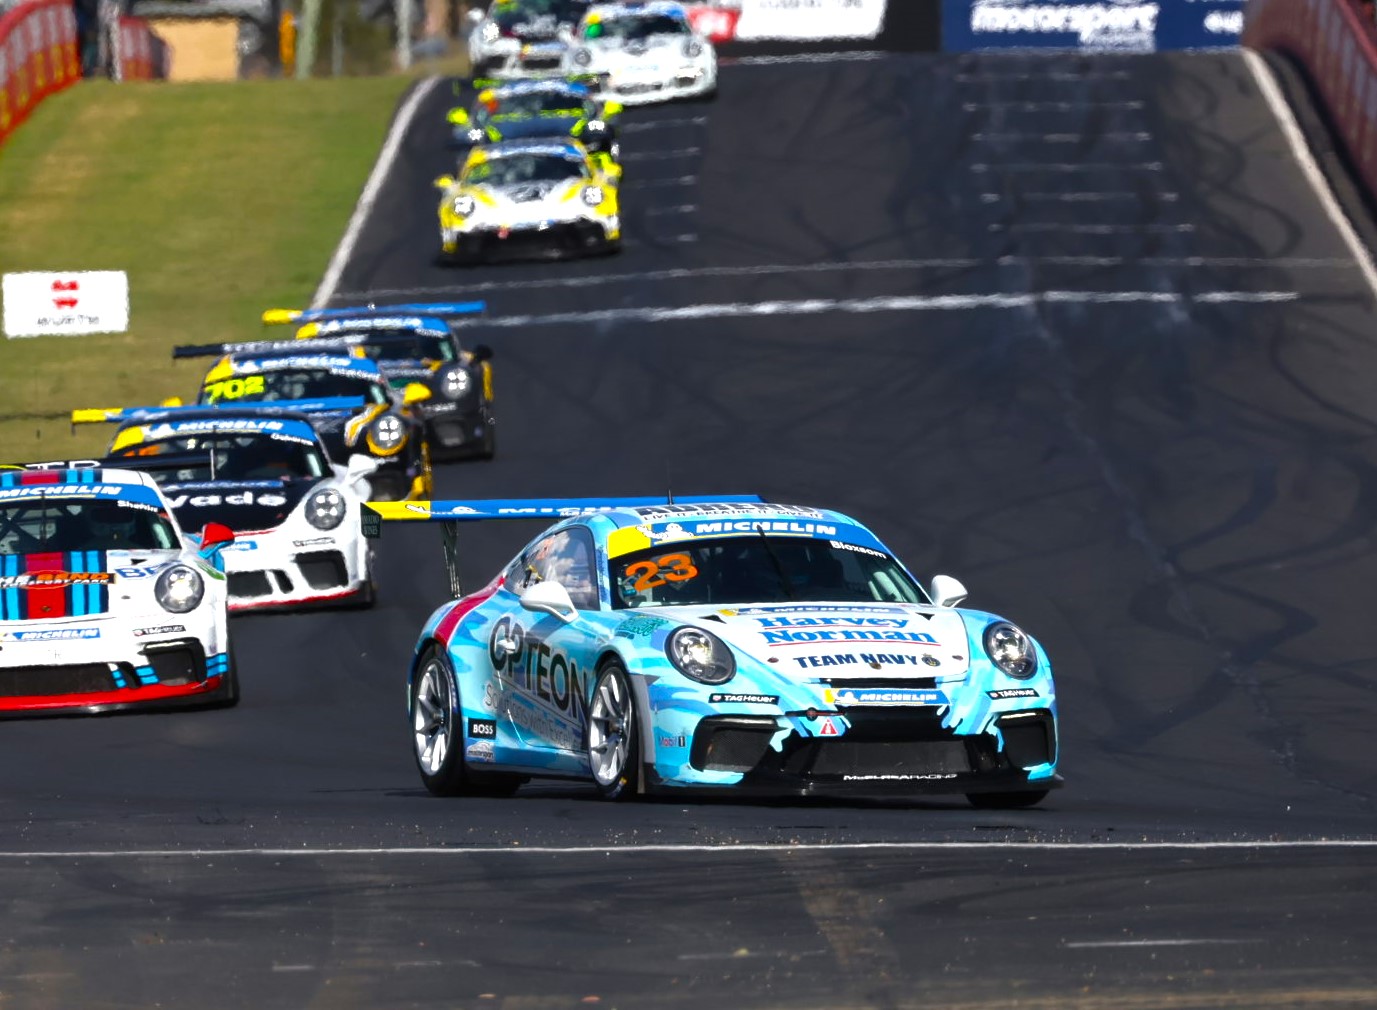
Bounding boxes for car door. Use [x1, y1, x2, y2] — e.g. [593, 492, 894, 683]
[491, 527, 602, 773]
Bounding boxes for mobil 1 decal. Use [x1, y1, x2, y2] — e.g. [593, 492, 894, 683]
[488, 615, 589, 750]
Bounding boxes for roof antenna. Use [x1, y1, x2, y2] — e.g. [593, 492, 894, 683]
[667, 488, 675, 504]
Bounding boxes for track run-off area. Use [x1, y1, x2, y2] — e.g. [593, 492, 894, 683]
[4, 50, 1377, 1008]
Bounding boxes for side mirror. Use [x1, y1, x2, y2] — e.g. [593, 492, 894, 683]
[402, 382, 432, 405]
[520, 580, 578, 623]
[161, 396, 184, 407]
[434, 174, 456, 190]
[602, 100, 624, 117]
[929, 574, 968, 609]
[447, 107, 469, 125]
[465, 7, 483, 24]
[199, 521, 235, 562]
[470, 343, 494, 362]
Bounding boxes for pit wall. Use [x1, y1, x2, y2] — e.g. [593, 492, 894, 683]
[1244, 0, 1377, 204]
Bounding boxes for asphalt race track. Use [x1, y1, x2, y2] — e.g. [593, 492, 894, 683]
[4, 51, 1377, 1008]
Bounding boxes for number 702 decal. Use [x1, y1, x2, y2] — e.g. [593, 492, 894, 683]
[203, 375, 265, 402]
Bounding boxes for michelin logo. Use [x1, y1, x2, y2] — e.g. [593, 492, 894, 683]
[0, 628, 101, 642]
[971, 2, 1159, 45]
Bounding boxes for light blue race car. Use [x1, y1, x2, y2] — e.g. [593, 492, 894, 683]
[365, 496, 1061, 806]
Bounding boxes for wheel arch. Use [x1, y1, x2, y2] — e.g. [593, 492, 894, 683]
[592, 646, 657, 774]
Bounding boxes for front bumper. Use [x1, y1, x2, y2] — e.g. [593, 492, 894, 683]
[597, 66, 716, 105]
[647, 704, 1059, 797]
[443, 218, 617, 262]
[0, 629, 232, 715]
[220, 529, 371, 613]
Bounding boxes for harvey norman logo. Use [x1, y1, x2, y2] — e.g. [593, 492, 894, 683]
[971, 2, 1158, 44]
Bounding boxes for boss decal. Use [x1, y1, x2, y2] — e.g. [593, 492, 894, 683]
[468, 718, 497, 739]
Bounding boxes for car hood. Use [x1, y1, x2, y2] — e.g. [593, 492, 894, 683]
[472, 177, 585, 206]
[493, 116, 583, 141]
[596, 36, 689, 64]
[163, 480, 316, 534]
[642, 602, 972, 682]
[0, 549, 181, 621]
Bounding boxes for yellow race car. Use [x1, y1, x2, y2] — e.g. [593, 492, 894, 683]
[434, 138, 621, 263]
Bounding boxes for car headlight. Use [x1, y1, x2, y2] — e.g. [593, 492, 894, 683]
[573, 47, 591, 66]
[582, 185, 603, 206]
[665, 626, 735, 685]
[305, 488, 346, 531]
[155, 565, 204, 614]
[684, 40, 703, 58]
[441, 367, 472, 400]
[983, 622, 1037, 679]
[480, 21, 499, 43]
[368, 413, 406, 453]
[452, 194, 476, 217]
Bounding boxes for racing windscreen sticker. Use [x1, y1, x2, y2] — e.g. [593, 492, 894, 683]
[621, 552, 699, 593]
[202, 375, 265, 403]
[0, 572, 114, 589]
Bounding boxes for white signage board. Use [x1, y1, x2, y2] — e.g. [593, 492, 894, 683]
[2, 271, 130, 338]
[733, 0, 888, 40]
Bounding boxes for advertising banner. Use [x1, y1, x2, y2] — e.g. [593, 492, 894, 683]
[3, 271, 130, 338]
[733, 0, 888, 41]
[0, 0, 78, 146]
[943, 0, 1243, 53]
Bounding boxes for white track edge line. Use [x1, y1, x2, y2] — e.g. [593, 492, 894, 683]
[311, 76, 441, 309]
[1, 840, 1375, 858]
[1243, 48, 1377, 303]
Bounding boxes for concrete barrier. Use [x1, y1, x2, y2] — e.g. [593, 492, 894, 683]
[0, 0, 78, 146]
[1244, 0, 1377, 203]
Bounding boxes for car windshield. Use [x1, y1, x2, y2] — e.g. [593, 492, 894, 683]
[494, 0, 586, 27]
[0, 497, 179, 554]
[491, 91, 589, 118]
[200, 370, 389, 405]
[466, 153, 588, 186]
[356, 333, 456, 364]
[585, 13, 687, 40]
[108, 433, 329, 484]
[610, 536, 926, 609]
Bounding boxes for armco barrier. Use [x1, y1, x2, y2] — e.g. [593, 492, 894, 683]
[1244, 0, 1377, 204]
[0, 0, 78, 146]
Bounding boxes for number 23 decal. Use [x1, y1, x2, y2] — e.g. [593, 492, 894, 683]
[625, 553, 699, 592]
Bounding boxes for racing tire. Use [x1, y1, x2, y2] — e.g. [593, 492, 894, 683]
[477, 421, 496, 461]
[966, 789, 1048, 810]
[411, 646, 522, 798]
[586, 660, 643, 801]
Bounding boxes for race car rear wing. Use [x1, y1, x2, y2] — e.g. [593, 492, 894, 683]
[260, 301, 487, 327]
[71, 397, 371, 426]
[364, 495, 764, 598]
[0, 459, 101, 471]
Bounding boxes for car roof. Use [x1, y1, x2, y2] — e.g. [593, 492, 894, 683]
[487, 79, 591, 98]
[0, 466, 167, 502]
[586, 1, 687, 19]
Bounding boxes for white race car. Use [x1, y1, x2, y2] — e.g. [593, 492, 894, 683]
[565, 1, 717, 104]
[91, 408, 380, 613]
[0, 461, 236, 715]
[467, 0, 589, 78]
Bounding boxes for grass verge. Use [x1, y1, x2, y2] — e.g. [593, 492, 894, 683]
[0, 75, 411, 461]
